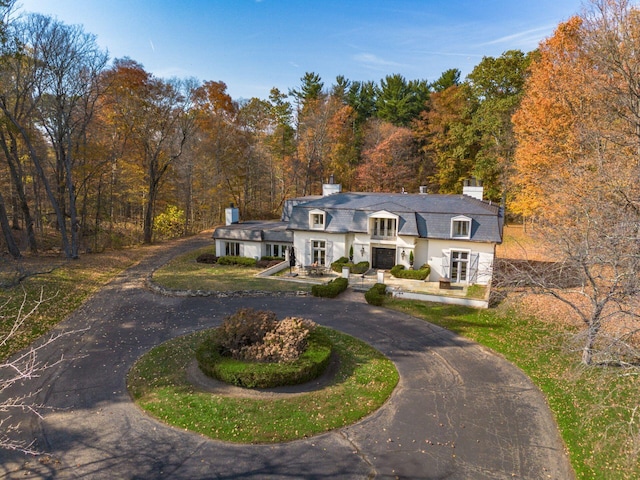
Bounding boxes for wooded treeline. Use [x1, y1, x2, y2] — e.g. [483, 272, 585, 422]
[1, 0, 639, 273]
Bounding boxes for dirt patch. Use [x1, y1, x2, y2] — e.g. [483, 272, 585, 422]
[185, 353, 341, 399]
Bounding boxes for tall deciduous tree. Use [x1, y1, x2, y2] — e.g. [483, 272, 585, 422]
[511, 3, 640, 366]
[466, 50, 531, 200]
[104, 59, 193, 244]
[0, 14, 107, 258]
[414, 84, 478, 193]
[356, 119, 419, 192]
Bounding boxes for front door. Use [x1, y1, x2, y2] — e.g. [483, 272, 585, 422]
[373, 247, 396, 269]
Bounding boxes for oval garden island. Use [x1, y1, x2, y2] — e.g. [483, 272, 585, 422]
[127, 307, 399, 443]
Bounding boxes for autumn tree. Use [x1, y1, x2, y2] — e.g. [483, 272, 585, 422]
[0, 0, 22, 258]
[0, 14, 107, 258]
[290, 72, 331, 195]
[264, 88, 295, 210]
[510, 4, 640, 366]
[356, 119, 419, 192]
[191, 80, 247, 219]
[102, 59, 193, 244]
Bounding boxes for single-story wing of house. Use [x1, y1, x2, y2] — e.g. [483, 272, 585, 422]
[213, 179, 503, 285]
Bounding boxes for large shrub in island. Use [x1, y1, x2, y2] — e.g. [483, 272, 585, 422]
[196, 308, 332, 388]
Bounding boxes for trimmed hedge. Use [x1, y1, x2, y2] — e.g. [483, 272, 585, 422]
[365, 283, 387, 306]
[311, 277, 349, 298]
[260, 256, 285, 261]
[217, 255, 257, 267]
[330, 257, 370, 274]
[196, 328, 333, 389]
[196, 253, 218, 264]
[330, 257, 349, 272]
[390, 264, 431, 280]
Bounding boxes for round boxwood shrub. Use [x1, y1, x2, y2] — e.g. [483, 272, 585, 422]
[390, 264, 431, 280]
[365, 283, 387, 306]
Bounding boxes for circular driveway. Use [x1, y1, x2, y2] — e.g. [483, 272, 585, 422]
[0, 234, 573, 479]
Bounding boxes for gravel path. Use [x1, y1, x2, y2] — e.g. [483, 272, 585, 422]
[0, 233, 574, 479]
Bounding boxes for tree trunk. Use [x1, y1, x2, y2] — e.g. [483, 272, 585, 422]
[62, 142, 80, 259]
[0, 130, 38, 252]
[582, 328, 597, 365]
[143, 172, 157, 244]
[0, 105, 71, 257]
[0, 190, 22, 259]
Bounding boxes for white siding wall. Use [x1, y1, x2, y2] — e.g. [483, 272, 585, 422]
[214, 239, 262, 259]
[293, 231, 347, 267]
[352, 233, 371, 263]
[426, 239, 496, 285]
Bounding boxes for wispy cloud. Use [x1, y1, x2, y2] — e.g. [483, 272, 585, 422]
[478, 25, 555, 47]
[353, 53, 404, 70]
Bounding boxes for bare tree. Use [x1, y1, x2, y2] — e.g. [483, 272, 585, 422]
[509, 0, 640, 366]
[0, 289, 70, 455]
[495, 202, 640, 366]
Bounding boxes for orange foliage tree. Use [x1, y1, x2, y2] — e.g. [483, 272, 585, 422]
[510, 1, 640, 365]
[355, 119, 419, 193]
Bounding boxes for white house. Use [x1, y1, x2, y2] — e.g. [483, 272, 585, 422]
[213, 180, 503, 286]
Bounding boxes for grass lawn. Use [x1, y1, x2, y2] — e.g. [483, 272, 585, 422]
[0, 248, 146, 361]
[385, 299, 640, 480]
[151, 246, 310, 293]
[127, 326, 399, 443]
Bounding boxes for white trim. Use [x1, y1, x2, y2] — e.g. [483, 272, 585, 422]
[309, 209, 325, 230]
[451, 215, 471, 239]
[367, 210, 399, 220]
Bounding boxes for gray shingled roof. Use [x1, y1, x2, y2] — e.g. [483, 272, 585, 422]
[287, 192, 503, 243]
[213, 221, 293, 243]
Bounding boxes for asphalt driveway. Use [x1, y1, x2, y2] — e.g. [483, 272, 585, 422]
[0, 234, 574, 479]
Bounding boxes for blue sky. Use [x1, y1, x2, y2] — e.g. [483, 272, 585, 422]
[18, 0, 584, 100]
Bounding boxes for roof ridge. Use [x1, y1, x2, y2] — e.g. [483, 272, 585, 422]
[461, 194, 501, 213]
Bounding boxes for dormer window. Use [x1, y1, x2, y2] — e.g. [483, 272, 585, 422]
[309, 210, 325, 230]
[451, 216, 471, 239]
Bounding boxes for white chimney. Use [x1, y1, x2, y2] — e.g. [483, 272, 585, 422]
[462, 179, 484, 201]
[225, 203, 239, 225]
[322, 174, 342, 196]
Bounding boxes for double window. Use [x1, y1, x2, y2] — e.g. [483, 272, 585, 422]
[309, 210, 325, 230]
[266, 243, 287, 258]
[451, 216, 471, 239]
[225, 241, 241, 256]
[450, 250, 469, 283]
[311, 240, 326, 265]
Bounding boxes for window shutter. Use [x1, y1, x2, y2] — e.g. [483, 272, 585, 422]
[470, 252, 479, 283]
[326, 240, 333, 265]
[442, 251, 450, 278]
